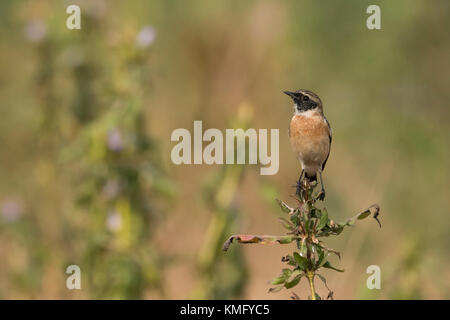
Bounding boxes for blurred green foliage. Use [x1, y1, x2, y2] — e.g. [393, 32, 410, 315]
[0, 0, 449, 299]
[194, 104, 254, 299]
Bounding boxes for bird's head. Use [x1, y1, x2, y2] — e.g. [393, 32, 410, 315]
[284, 89, 323, 114]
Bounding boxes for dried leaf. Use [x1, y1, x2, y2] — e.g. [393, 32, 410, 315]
[278, 217, 295, 230]
[291, 292, 300, 300]
[281, 255, 296, 266]
[268, 286, 283, 293]
[223, 234, 299, 251]
[276, 199, 294, 214]
[322, 245, 341, 260]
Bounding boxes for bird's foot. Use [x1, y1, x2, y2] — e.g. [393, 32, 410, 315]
[315, 190, 326, 201]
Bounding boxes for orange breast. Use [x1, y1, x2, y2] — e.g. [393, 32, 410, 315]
[289, 113, 330, 167]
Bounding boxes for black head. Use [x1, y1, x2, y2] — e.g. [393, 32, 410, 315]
[284, 89, 322, 113]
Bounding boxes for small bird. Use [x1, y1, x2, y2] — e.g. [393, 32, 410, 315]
[284, 89, 332, 200]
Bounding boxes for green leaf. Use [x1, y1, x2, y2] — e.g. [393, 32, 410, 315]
[285, 277, 301, 289]
[310, 208, 320, 218]
[270, 275, 286, 285]
[317, 209, 328, 230]
[285, 270, 303, 289]
[316, 249, 328, 268]
[304, 219, 310, 233]
[293, 252, 308, 270]
[281, 235, 299, 244]
[299, 238, 307, 256]
[282, 268, 292, 275]
[332, 225, 344, 235]
[270, 269, 291, 285]
[287, 269, 302, 281]
[290, 212, 300, 225]
[322, 261, 344, 272]
[357, 210, 371, 220]
[308, 220, 315, 232]
[339, 204, 381, 227]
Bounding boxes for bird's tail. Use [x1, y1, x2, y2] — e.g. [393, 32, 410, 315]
[304, 173, 317, 182]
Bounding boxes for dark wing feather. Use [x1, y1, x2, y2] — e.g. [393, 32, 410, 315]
[321, 117, 332, 171]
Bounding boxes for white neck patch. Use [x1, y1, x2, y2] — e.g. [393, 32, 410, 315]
[294, 105, 320, 117]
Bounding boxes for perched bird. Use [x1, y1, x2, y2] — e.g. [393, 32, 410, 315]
[284, 89, 332, 200]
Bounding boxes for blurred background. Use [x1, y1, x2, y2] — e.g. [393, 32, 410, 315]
[0, 0, 449, 299]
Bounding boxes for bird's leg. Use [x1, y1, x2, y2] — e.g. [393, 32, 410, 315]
[296, 169, 305, 196]
[316, 170, 326, 201]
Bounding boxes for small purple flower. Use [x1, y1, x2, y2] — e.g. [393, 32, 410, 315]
[107, 129, 124, 152]
[1, 200, 23, 223]
[136, 26, 156, 48]
[106, 210, 122, 232]
[24, 20, 47, 43]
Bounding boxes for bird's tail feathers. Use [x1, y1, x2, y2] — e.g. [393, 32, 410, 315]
[304, 173, 317, 182]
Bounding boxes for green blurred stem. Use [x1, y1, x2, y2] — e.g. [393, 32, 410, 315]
[307, 271, 316, 300]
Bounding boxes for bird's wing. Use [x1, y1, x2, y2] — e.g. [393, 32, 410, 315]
[321, 117, 332, 171]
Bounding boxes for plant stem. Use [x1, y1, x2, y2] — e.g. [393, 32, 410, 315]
[307, 271, 316, 300]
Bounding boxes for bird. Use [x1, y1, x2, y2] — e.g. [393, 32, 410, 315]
[284, 89, 332, 200]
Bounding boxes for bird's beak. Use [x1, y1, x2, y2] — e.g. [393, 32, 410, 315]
[283, 91, 297, 100]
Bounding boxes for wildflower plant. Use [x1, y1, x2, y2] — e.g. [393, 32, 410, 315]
[223, 179, 380, 300]
[60, 17, 173, 298]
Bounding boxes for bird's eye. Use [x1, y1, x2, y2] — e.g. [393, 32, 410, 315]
[303, 96, 309, 101]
